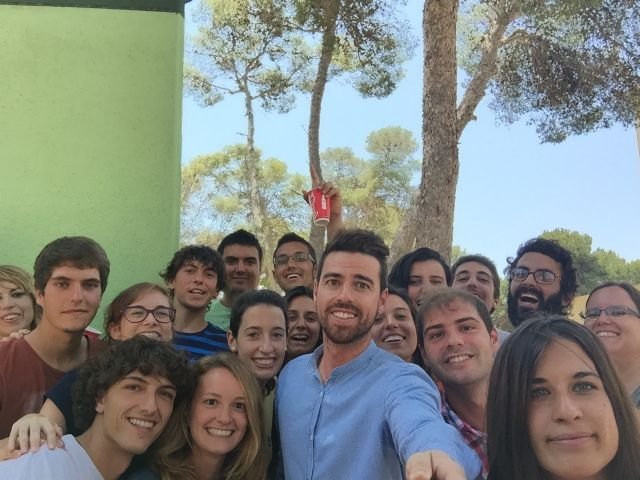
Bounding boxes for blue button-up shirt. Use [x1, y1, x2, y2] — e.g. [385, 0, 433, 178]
[276, 341, 481, 479]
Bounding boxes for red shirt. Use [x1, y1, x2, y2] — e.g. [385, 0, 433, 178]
[0, 334, 103, 437]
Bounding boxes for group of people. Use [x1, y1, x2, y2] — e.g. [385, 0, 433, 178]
[0, 193, 639, 479]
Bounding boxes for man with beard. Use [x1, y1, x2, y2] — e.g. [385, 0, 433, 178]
[505, 237, 577, 327]
[419, 289, 499, 478]
[208, 230, 262, 330]
[276, 229, 481, 480]
[160, 245, 228, 360]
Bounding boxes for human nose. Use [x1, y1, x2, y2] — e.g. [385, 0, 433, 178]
[142, 310, 159, 325]
[259, 337, 274, 353]
[384, 312, 398, 329]
[446, 329, 463, 348]
[69, 283, 83, 302]
[552, 392, 582, 422]
[217, 404, 232, 424]
[140, 390, 159, 414]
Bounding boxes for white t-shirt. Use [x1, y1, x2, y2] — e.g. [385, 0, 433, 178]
[0, 434, 102, 479]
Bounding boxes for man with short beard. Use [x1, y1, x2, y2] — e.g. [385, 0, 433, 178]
[276, 229, 481, 480]
[505, 237, 577, 327]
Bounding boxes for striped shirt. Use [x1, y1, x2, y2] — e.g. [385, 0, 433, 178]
[173, 323, 229, 361]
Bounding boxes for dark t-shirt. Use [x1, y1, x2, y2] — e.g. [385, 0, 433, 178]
[173, 322, 229, 361]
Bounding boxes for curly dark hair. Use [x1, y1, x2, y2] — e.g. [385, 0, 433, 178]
[72, 337, 192, 433]
[159, 244, 225, 292]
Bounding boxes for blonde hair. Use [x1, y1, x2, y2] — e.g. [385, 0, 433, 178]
[151, 353, 267, 480]
[0, 265, 39, 328]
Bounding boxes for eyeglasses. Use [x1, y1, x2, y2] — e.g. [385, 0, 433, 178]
[123, 306, 176, 324]
[508, 267, 559, 285]
[581, 305, 640, 321]
[273, 252, 315, 267]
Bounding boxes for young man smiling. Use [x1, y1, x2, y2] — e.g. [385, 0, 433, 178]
[160, 245, 228, 361]
[276, 229, 481, 480]
[0, 236, 109, 437]
[0, 337, 191, 479]
[419, 289, 499, 478]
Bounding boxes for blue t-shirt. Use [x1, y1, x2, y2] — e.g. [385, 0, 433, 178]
[173, 322, 229, 361]
[276, 341, 481, 479]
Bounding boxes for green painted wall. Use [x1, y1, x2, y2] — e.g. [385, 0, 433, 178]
[0, 4, 186, 329]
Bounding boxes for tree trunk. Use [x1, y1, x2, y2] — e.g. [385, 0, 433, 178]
[389, 195, 418, 265]
[243, 86, 276, 287]
[307, 0, 340, 256]
[416, 0, 459, 262]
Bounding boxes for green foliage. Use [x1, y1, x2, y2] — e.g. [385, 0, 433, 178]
[460, 0, 640, 143]
[541, 228, 640, 294]
[185, 0, 313, 112]
[294, 0, 417, 98]
[322, 126, 419, 243]
[180, 144, 308, 245]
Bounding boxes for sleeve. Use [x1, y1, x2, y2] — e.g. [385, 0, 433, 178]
[44, 370, 78, 434]
[385, 364, 482, 480]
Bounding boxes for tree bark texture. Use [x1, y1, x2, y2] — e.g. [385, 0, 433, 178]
[416, 0, 459, 261]
[389, 194, 418, 265]
[243, 86, 276, 287]
[308, 0, 340, 256]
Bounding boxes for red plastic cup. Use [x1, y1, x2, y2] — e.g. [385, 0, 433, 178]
[308, 187, 331, 226]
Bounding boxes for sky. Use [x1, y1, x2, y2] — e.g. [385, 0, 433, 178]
[181, 0, 639, 273]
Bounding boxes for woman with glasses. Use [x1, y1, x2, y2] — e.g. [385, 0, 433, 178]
[486, 315, 640, 480]
[583, 282, 640, 408]
[1, 283, 176, 457]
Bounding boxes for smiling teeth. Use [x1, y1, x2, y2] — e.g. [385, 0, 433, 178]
[447, 355, 471, 364]
[333, 311, 355, 319]
[254, 359, 274, 366]
[1, 314, 19, 321]
[286, 273, 300, 280]
[207, 428, 233, 437]
[291, 335, 308, 341]
[129, 418, 154, 429]
[384, 335, 403, 343]
[596, 331, 619, 337]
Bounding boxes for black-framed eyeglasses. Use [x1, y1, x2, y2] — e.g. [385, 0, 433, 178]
[123, 306, 176, 324]
[581, 305, 640, 321]
[508, 267, 559, 285]
[273, 252, 315, 267]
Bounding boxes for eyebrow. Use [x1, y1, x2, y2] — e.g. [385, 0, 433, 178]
[122, 375, 176, 390]
[424, 316, 480, 332]
[531, 371, 600, 384]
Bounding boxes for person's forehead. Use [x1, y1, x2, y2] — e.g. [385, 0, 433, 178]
[288, 295, 315, 310]
[49, 264, 100, 280]
[275, 241, 310, 257]
[322, 251, 381, 277]
[515, 251, 562, 272]
[222, 244, 259, 259]
[179, 260, 215, 271]
[115, 371, 175, 389]
[424, 300, 479, 326]
[454, 261, 492, 277]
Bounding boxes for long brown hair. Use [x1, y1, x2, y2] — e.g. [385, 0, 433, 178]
[486, 315, 640, 480]
[151, 353, 266, 480]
